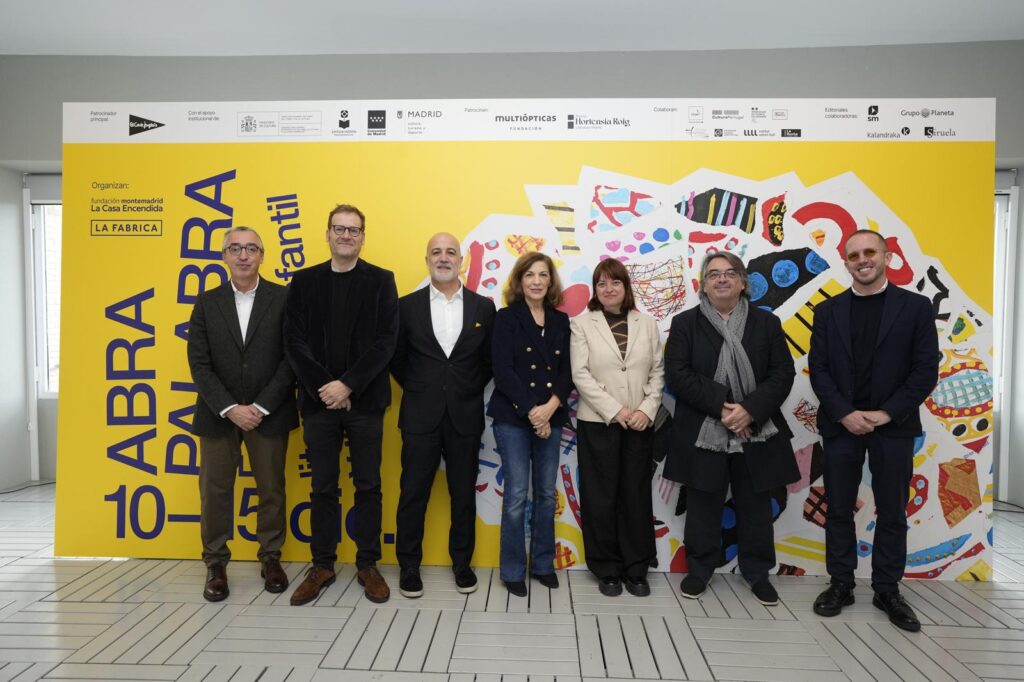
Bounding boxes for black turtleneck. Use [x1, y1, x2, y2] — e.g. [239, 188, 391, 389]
[850, 289, 886, 409]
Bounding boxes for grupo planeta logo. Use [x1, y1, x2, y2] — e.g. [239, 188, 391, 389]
[129, 114, 165, 136]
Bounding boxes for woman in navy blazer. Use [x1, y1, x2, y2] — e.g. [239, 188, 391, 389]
[488, 251, 573, 597]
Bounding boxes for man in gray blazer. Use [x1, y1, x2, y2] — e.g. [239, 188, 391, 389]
[188, 226, 299, 601]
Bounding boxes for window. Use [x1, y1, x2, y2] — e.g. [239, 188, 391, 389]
[31, 202, 62, 395]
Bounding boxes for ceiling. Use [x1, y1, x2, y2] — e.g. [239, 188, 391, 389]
[2, 0, 1023, 57]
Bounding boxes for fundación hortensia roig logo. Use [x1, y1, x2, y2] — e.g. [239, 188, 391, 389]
[129, 114, 165, 136]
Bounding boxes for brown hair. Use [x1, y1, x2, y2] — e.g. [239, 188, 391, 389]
[587, 258, 636, 312]
[503, 251, 563, 307]
[326, 203, 366, 230]
[698, 251, 751, 301]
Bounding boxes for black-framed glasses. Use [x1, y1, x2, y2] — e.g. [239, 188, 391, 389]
[331, 225, 364, 236]
[225, 244, 263, 256]
[705, 269, 739, 282]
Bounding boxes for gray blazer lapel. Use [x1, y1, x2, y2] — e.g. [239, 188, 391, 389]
[214, 285, 244, 350]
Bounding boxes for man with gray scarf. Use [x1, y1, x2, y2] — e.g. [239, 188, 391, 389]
[663, 252, 797, 606]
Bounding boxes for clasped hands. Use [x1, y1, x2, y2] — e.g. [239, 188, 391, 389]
[319, 380, 353, 410]
[840, 409, 891, 435]
[528, 398, 560, 439]
[612, 406, 652, 431]
[226, 405, 263, 431]
[721, 402, 753, 439]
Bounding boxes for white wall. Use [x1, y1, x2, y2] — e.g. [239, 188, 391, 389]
[0, 168, 31, 489]
[0, 40, 1022, 490]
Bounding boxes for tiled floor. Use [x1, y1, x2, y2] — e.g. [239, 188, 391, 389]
[1, 484, 1023, 681]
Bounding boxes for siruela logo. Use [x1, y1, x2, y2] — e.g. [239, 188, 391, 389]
[868, 105, 879, 122]
[129, 114, 164, 136]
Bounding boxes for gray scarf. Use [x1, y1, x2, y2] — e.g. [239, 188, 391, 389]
[695, 296, 779, 453]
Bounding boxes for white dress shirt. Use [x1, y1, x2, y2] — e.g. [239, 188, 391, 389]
[430, 283, 464, 358]
[219, 278, 268, 418]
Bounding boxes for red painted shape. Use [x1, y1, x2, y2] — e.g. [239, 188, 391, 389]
[557, 283, 591, 318]
[465, 241, 484, 291]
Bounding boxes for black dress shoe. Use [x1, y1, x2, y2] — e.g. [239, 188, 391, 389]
[203, 564, 229, 602]
[531, 572, 559, 589]
[504, 580, 528, 597]
[598, 576, 622, 597]
[873, 591, 921, 632]
[623, 576, 650, 597]
[813, 583, 855, 617]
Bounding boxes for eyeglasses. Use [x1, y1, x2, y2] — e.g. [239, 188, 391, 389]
[225, 244, 263, 256]
[845, 248, 882, 262]
[705, 269, 739, 282]
[331, 225, 364, 236]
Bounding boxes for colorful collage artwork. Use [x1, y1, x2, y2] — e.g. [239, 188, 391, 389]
[453, 166, 993, 581]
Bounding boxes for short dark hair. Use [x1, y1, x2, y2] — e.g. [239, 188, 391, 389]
[587, 258, 636, 312]
[326, 203, 366, 230]
[504, 251, 563, 307]
[845, 229, 887, 254]
[699, 251, 751, 301]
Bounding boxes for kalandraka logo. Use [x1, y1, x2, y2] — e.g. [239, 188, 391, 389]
[129, 114, 165, 136]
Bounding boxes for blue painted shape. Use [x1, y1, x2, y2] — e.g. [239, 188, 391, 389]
[913, 433, 926, 454]
[771, 259, 799, 287]
[571, 266, 592, 284]
[653, 227, 670, 242]
[639, 243, 655, 254]
[721, 506, 737, 529]
[748, 272, 769, 302]
[805, 250, 830, 275]
[867, 520, 876, 531]
[725, 543, 738, 561]
[906, 533, 971, 565]
[857, 540, 873, 557]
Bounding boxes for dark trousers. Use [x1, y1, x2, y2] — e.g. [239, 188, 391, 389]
[823, 432, 913, 593]
[396, 410, 481, 571]
[684, 451, 775, 583]
[199, 428, 288, 567]
[577, 420, 656, 579]
[302, 408, 384, 570]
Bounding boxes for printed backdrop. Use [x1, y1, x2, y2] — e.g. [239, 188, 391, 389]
[59, 99, 995, 581]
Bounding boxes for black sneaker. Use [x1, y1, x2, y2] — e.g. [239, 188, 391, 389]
[399, 568, 423, 599]
[504, 580, 527, 597]
[750, 579, 779, 606]
[598, 576, 622, 597]
[454, 567, 478, 594]
[624, 576, 651, 597]
[531, 572, 559, 589]
[813, 582, 855, 617]
[680, 574, 706, 599]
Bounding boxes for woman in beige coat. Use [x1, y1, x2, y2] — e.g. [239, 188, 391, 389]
[570, 258, 665, 597]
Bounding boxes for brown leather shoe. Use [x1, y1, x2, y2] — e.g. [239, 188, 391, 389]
[289, 565, 336, 606]
[357, 566, 390, 603]
[203, 564, 229, 602]
[261, 558, 289, 593]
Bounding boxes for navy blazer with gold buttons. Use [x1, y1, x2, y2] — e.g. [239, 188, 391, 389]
[487, 300, 573, 429]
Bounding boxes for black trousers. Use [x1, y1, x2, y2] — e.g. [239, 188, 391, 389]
[684, 451, 775, 583]
[823, 432, 913, 593]
[577, 420, 656, 579]
[396, 410, 481, 571]
[302, 408, 384, 570]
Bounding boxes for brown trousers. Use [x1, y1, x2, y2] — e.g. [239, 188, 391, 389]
[199, 428, 288, 567]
